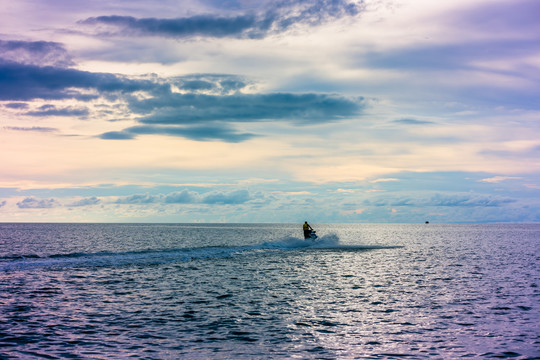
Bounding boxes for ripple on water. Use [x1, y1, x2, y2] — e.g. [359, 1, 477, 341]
[1, 223, 539, 359]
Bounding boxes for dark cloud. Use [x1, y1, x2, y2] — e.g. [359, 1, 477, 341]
[4, 126, 58, 132]
[0, 40, 74, 67]
[68, 197, 101, 207]
[99, 131, 136, 140]
[78, 0, 364, 39]
[0, 200, 6, 208]
[173, 74, 250, 95]
[26, 105, 89, 117]
[101, 124, 255, 143]
[179, 80, 216, 92]
[0, 60, 160, 101]
[132, 92, 362, 124]
[17, 197, 59, 209]
[4, 102, 28, 109]
[1, 55, 363, 142]
[268, 0, 362, 29]
[80, 14, 261, 38]
[95, 73, 360, 141]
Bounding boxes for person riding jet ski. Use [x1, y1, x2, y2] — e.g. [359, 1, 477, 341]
[303, 221, 317, 240]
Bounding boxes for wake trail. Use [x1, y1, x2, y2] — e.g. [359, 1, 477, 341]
[0, 234, 400, 271]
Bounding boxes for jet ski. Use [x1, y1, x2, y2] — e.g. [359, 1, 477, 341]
[307, 230, 318, 240]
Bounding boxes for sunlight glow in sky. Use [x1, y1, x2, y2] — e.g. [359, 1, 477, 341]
[0, 0, 539, 223]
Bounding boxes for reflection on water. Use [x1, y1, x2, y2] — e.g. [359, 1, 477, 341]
[0, 223, 539, 359]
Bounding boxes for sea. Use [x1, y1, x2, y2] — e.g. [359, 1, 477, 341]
[0, 223, 538, 359]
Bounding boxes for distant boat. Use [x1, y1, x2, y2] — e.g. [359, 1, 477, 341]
[425, 221, 429, 224]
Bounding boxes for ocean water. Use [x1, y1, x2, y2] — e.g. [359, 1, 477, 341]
[0, 223, 538, 359]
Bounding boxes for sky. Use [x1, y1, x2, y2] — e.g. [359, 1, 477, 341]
[0, 0, 539, 223]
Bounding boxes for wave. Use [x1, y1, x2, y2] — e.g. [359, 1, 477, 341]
[0, 234, 401, 271]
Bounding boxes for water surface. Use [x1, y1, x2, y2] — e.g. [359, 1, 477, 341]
[1, 223, 538, 359]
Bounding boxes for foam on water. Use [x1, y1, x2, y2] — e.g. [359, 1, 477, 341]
[0, 233, 400, 272]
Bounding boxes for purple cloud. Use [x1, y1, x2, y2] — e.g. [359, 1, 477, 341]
[25, 105, 89, 117]
[4, 126, 58, 132]
[451, 0, 540, 34]
[17, 197, 60, 209]
[78, 0, 364, 39]
[0, 42, 363, 142]
[0, 60, 160, 101]
[4, 102, 28, 109]
[0, 40, 74, 67]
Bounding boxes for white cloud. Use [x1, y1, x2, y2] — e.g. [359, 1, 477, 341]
[370, 178, 399, 183]
[480, 176, 522, 183]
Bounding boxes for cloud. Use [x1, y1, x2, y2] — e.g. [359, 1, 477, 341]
[364, 193, 516, 208]
[370, 178, 399, 183]
[479, 176, 522, 183]
[0, 60, 159, 101]
[392, 118, 433, 125]
[131, 92, 362, 124]
[428, 193, 516, 207]
[25, 105, 89, 117]
[4, 102, 28, 109]
[78, 0, 364, 39]
[164, 190, 200, 204]
[115, 193, 161, 204]
[103, 79, 362, 141]
[1, 57, 363, 142]
[100, 124, 256, 143]
[202, 189, 252, 204]
[0, 40, 74, 67]
[67, 197, 101, 207]
[1, 46, 363, 142]
[17, 197, 59, 209]
[0, 200, 6, 208]
[80, 14, 261, 39]
[4, 126, 58, 133]
[174, 74, 249, 94]
[113, 189, 253, 205]
[99, 131, 136, 140]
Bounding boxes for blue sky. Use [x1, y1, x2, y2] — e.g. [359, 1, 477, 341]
[0, 0, 539, 223]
